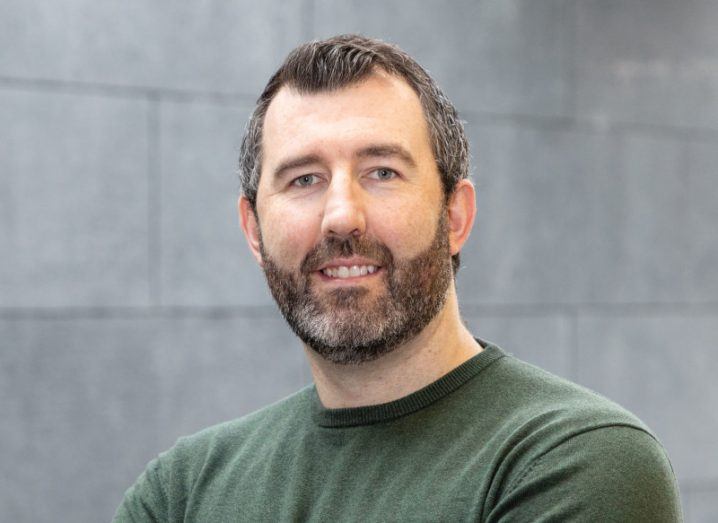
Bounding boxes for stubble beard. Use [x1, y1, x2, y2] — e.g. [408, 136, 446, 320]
[259, 211, 454, 365]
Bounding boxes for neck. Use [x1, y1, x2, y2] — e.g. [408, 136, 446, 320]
[304, 284, 482, 409]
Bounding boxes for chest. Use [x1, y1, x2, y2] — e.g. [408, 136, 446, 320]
[181, 428, 503, 522]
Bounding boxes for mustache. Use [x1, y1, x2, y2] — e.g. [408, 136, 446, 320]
[300, 236, 393, 274]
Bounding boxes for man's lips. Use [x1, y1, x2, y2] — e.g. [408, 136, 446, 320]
[316, 256, 383, 271]
[312, 258, 384, 281]
[318, 265, 381, 280]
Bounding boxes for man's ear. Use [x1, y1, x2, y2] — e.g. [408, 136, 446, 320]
[446, 179, 476, 257]
[238, 195, 264, 266]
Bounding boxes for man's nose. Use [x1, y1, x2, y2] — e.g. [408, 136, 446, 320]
[320, 174, 367, 239]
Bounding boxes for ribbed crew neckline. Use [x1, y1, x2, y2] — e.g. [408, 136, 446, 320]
[310, 340, 505, 428]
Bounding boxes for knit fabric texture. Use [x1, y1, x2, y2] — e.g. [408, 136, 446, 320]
[114, 341, 683, 522]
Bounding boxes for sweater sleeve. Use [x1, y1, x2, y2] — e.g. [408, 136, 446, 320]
[487, 425, 683, 522]
[113, 457, 168, 523]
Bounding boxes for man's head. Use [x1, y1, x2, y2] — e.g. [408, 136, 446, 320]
[238, 35, 475, 364]
[239, 34, 470, 273]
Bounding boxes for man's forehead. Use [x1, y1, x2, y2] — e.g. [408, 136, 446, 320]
[262, 73, 428, 160]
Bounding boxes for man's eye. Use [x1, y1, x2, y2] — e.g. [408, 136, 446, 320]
[292, 174, 318, 187]
[370, 168, 398, 181]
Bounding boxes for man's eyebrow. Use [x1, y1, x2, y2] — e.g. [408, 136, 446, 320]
[270, 144, 417, 181]
[271, 154, 323, 181]
[355, 144, 417, 168]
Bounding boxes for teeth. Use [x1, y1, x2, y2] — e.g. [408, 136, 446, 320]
[321, 265, 378, 279]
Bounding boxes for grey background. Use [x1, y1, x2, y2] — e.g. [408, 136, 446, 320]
[1, 1, 716, 521]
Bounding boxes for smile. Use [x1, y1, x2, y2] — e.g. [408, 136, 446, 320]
[321, 265, 379, 279]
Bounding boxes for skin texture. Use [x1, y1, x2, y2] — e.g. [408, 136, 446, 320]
[239, 70, 481, 408]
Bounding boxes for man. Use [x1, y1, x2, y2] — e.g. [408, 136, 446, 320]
[115, 35, 682, 521]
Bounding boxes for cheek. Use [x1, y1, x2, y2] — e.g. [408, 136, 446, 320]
[260, 208, 320, 265]
[371, 204, 439, 259]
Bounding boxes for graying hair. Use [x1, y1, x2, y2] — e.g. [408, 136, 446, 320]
[238, 34, 470, 273]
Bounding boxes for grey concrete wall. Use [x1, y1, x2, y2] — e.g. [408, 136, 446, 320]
[1, 1, 716, 521]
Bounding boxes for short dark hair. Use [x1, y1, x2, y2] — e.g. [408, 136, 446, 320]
[239, 34, 470, 273]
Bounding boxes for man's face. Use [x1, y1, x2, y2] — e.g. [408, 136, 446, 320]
[246, 71, 454, 364]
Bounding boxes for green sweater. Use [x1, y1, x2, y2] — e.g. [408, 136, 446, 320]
[115, 341, 682, 522]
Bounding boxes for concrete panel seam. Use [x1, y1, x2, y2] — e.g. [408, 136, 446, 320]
[460, 303, 718, 317]
[0, 75, 257, 106]
[462, 108, 718, 142]
[0, 305, 281, 320]
[148, 96, 162, 306]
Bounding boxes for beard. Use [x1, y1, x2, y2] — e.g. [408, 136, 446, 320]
[259, 211, 454, 365]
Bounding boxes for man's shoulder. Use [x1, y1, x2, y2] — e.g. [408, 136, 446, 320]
[471, 346, 682, 520]
[484, 346, 651, 435]
[114, 385, 316, 521]
[464, 343, 662, 470]
[186, 383, 314, 440]
[166, 383, 314, 466]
